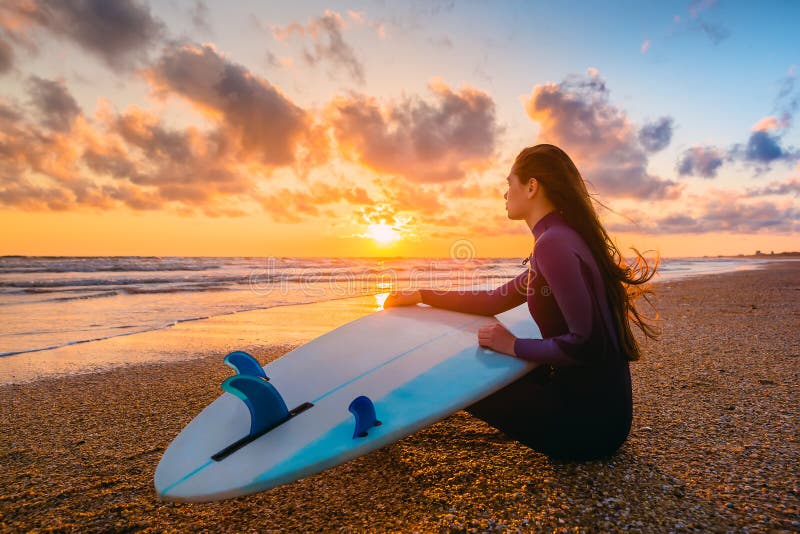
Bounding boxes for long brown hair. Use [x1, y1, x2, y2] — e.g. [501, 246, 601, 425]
[512, 144, 659, 361]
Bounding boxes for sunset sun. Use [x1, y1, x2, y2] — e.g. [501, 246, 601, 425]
[365, 222, 400, 245]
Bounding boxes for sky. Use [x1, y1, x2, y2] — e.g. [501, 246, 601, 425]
[0, 0, 798, 258]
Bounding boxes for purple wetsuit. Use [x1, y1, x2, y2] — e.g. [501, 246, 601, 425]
[419, 210, 632, 460]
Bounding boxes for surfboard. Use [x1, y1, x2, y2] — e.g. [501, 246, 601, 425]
[154, 301, 541, 502]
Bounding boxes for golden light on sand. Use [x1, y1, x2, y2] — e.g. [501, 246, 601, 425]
[365, 222, 400, 245]
[374, 292, 390, 310]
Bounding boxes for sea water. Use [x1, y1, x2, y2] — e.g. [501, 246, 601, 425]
[0, 255, 770, 360]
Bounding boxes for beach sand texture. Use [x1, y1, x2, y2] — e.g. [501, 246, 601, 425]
[1, 262, 798, 532]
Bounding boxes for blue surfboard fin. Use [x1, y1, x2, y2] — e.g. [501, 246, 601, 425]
[223, 350, 268, 380]
[221, 375, 289, 436]
[349, 396, 382, 439]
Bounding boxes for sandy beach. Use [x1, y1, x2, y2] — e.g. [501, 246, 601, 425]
[1, 261, 797, 532]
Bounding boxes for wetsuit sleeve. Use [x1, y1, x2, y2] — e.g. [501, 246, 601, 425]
[418, 270, 528, 316]
[513, 235, 594, 366]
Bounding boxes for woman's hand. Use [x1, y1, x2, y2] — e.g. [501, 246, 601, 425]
[478, 324, 517, 357]
[383, 289, 422, 308]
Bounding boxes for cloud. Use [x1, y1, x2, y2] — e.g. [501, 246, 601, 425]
[190, 0, 212, 35]
[523, 69, 681, 200]
[27, 76, 82, 131]
[677, 145, 726, 178]
[0, 37, 13, 73]
[686, 0, 729, 45]
[608, 192, 799, 234]
[746, 177, 800, 197]
[737, 130, 798, 166]
[0, 0, 165, 71]
[696, 19, 729, 45]
[638, 117, 673, 153]
[751, 116, 784, 132]
[327, 80, 500, 183]
[677, 71, 800, 176]
[0, 92, 260, 216]
[272, 10, 365, 84]
[732, 68, 800, 168]
[0, 76, 372, 221]
[145, 41, 311, 167]
[640, 39, 650, 55]
[775, 66, 798, 128]
[256, 181, 374, 223]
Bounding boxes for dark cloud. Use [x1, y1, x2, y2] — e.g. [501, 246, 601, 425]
[327, 81, 499, 183]
[0, 38, 13, 73]
[742, 130, 796, 164]
[1, 0, 165, 71]
[523, 69, 681, 200]
[638, 117, 674, 153]
[272, 10, 365, 84]
[27, 76, 81, 131]
[147, 42, 310, 166]
[677, 145, 725, 178]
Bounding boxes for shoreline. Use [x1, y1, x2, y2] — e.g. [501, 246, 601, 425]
[1, 261, 798, 531]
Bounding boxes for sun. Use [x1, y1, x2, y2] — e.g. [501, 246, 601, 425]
[365, 221, 400, 245]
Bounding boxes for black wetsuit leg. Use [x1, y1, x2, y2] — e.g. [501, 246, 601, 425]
[465, 363, 633, 461]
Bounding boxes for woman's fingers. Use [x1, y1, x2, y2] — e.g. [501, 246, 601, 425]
[477, 325, 494, 346]
[383, 290, 421, 307]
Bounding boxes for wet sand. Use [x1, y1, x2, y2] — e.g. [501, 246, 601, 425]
[1, 262, 798, 532]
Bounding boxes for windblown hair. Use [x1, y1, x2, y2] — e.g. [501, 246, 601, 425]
[512, 144, 659, 361]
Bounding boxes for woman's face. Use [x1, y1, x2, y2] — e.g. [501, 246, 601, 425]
[504, 172, 530, 220]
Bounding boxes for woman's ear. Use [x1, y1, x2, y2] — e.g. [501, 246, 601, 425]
[526, 178, 538, 199]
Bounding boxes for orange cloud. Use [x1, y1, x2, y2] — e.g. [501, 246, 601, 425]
[326, 80, 500, 183]
[751, 116, 782, 132]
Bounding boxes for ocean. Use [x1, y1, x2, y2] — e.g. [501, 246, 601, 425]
[0, 255, 771, 359]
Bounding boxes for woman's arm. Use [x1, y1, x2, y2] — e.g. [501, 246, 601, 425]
[418, 269, 528, 316]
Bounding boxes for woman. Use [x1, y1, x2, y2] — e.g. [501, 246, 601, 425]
[384, 144, 658, 461]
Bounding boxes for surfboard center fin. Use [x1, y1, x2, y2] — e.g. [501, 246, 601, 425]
[223, 350, 268, 380]
[222, 375, 289, 436]
[212, 373, 313, 462]
[349, 396, 382, 439]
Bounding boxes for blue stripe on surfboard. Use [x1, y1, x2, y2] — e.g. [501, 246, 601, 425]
[159, 314, 486, 496]
[311, 316, 485, 404]
[247, 345, 532, 492]
[158, 460, 213, 496]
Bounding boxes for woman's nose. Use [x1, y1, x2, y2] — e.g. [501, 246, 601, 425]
[503, 191, 508, 200]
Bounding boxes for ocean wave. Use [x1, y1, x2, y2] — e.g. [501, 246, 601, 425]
[0, 256, 223, 274]
[0, 274, 249, 290]
[47, 290, 120, 302]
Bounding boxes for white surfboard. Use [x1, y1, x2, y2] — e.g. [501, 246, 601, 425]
[154, 302, 541, 502]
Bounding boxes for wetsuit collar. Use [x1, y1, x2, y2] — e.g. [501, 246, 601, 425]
[532, 209, 564, 239]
